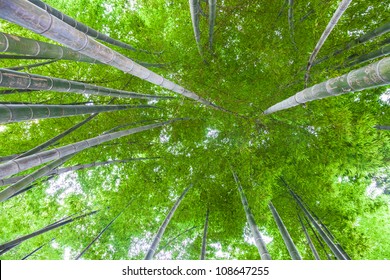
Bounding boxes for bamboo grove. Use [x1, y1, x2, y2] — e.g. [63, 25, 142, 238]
[0, 0, 389, 260]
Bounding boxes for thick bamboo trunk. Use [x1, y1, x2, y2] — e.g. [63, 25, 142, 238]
[264, 57, 390, 114]
[305, 0, 352, 85]
[0, 243, 19, 256]
[233, 171, 271, 260]
[0, 158, 157, 186]
[208, 0, 216, 51]
[0, 154, 75, 202]
[298, 214, 320, 260]
[268, 201, 302, 260]
[0, 32, 98, 63]
[75, 198, 135, 260]
[0, 210, 98, 251]
[0, 68, 170, 100]
[0, 119, 179, 180]
[27, 0, 138, 52]
[0, 32, 160, 68]
[0, 0, 218, 109]
[145, 185, 192, 260]
[0, 103, 148, 124]
[315, 22, 390, 65]
[201, 208, 209, 259]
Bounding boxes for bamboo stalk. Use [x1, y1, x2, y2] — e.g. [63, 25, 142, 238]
[0, 210, 98, 251]
[145, 185, 192, 260]
[0, 0, 220, 109]
[0, 103, 150, 124]
[201, 208, 209, 259]
[208, 0, 217, 52]
[233, 170, 271, 260]
[264, 57, 390, 114]
[305, 0, 352, 85]
[0, 119, 181, 180]
[298, 214, 320, 260]
[0, 68, 171, 100]
[269, 201, 302, 260]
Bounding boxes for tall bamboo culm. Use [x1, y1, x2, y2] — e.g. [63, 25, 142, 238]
[269, 202, 302, 260]
[233, 171, 271, 260]
[0, 0, 219, 109]
[264, 57, 390, 114]
[144, 185, 192, 260]
[0, 119, 181, 180]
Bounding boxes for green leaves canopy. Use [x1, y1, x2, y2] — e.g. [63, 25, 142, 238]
[0, 0, 389, 260]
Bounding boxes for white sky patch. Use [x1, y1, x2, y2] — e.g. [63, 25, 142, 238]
[63, 247, 72, 260]
[126, 0, 138, 11]
[366, 180, 385, 199]
[128, 232, 153, 258]
[147, 99, 158, 105]
[103, 3, 114, 14]
[306, 126, 318, 136]
[168, 188, 179, 202]
[46, 172, 85, 205]
[206, 128, 219, 139]
[380, 90, 390, 105]
[209, 242, 231, 259]
[156, 250, 173, 260]
[51, 240, 59, 249]
[159, 128, 170, 143]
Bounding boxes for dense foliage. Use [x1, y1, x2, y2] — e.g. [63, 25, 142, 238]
[0, 0, 389, 260]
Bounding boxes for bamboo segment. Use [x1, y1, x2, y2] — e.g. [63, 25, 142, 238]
[269, 202, 302, 260]
[208, 0, 216, 51]
[189, 0, 202, 56]
[201, 208, 209, 260]
[0, 103, 148, 124]
[0, 32, 98, 63]
[0, 68, 171, 100]
[145, 185, 192, 260]
[21, 239, 53, 260]
[233, 171, 271, 260]
[0, 120, 178, 179]
[305, 0, 352, 85]
[0, 32, 160, 68]
[264, 57, 390, 114]
[0, 158, 157, 186]
[0, 154, 75, 202]
[288, 189, 346, 260]
[27, 0, 138, 52]
[0, 0, 218, 109]
[315, 22, 390, 65]
[345, 44, 390, 68]
[298, 214, 320, 260]
[14, 113, 99, 161]
[375, 125, 390, 130]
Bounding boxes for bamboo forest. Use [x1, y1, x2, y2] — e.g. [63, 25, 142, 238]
[0, 0, 389, 260]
